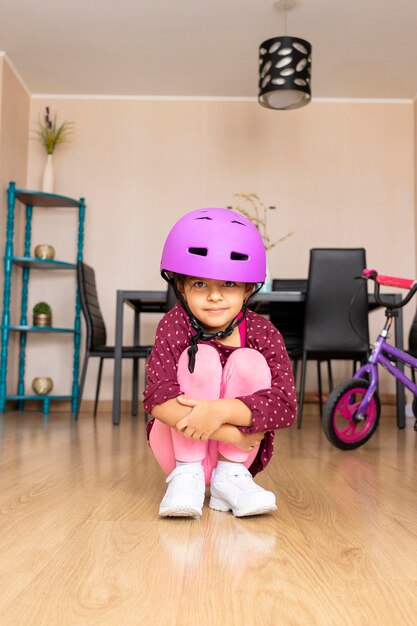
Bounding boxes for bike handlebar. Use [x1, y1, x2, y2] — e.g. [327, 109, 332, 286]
[362, 268, 415, 289]
[362, 269, 417, 309]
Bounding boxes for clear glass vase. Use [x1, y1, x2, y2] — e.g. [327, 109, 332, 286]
[261, 261, 272, 292]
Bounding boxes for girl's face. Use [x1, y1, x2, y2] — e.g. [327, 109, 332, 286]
[180, 277, 253, 333]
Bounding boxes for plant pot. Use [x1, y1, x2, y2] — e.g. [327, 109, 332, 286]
[33, 313, 52, 327]
[32, 377, 53, 395]
[34, 244, 55, 260]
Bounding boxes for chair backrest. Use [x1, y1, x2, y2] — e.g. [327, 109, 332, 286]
[77, 261, 107, 349]
[270, 279, 306, 354]
[303, 248, 369, 355]
[408, 308, 417, 356]
[165, 284, 177, 312]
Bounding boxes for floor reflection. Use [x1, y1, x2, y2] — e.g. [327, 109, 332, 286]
[156, 511, 277, 575]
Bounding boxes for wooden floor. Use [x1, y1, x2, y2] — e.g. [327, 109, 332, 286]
[0, 407, 416, 626]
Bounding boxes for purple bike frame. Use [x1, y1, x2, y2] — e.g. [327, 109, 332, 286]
[354, 335, 417, 415]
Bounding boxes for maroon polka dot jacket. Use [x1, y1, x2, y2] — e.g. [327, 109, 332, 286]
[143, 304, 297, 476]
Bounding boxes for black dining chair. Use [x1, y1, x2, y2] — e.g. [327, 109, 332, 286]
[76, 261, 154, 419]
[269, 279, 307, 382]
[166, 284, 177, 311]
[407, 307, 417, 382]
[297, 248, 370, 428]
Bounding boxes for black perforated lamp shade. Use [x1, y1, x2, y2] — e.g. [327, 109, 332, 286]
[258, 36, 312, 110]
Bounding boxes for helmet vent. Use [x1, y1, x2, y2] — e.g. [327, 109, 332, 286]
[231, 252, 249, 261]
[195, 217, 212, 220]
[231, 220, 246, 226]
[188, 247, 208, 256]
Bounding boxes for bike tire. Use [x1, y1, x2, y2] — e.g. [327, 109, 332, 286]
[322, 378, 381, 450]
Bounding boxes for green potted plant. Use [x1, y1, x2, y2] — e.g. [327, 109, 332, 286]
[33, 302, 52, 327]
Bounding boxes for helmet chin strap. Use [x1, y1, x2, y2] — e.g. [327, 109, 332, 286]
[186, 309, 246, 373]
[161, 270, 263, 373]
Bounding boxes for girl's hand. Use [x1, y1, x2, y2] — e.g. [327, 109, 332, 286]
[235, 431, 265, 452]
[175, 396, 224, 440]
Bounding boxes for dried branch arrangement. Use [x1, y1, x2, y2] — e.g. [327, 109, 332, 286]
[229, 193, 293, 251]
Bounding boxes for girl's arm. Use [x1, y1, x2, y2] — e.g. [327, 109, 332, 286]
[150, 397, 261, 450]
[176, 396, 252, 434]
[210, 424, 264, 451]
[152, 396, 252, 433]
[150, 397, 192, 426]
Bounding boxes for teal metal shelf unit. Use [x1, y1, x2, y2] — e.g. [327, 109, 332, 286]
[0, 182, 86, 416]
[12, 257, 77, 270]
[6, 325, 77, 333]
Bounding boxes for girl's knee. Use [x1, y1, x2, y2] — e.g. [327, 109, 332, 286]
[227, 348, 271, 380]
[178, 344, 221, 374]
[178, 344, 223, 399]
[228, 347, 268, 366]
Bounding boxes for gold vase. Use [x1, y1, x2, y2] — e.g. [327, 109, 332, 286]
[33, 313, 52, 327]
[32, 377, 53, 395]
[34, 244, 55, 260]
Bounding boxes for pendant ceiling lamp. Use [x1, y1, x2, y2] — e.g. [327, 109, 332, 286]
[259, 0, 312, 110]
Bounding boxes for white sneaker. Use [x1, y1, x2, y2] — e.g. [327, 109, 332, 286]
[159, 464, 205, 518]
[209, 465, 277, 517]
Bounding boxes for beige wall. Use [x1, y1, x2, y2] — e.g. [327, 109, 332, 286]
[23, 97, 415, 402]
[0, 58, 3, 149]
[0, 59, 30, 195]
[0, 57, 30, 394]
[414, 100, 417, 276]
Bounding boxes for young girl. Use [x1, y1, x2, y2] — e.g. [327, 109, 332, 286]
[143, 207, 296, 518]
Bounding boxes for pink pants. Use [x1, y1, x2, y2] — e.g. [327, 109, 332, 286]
[149, 345, 271, 484]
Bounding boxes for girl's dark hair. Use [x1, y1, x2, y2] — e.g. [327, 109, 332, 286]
[171, 272, 187, 291]
[171, 273, 253, 291]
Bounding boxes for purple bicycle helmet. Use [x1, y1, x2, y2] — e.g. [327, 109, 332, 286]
[160, 208, 266, 283]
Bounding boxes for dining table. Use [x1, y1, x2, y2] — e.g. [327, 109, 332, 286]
[112, 287, 405, 427]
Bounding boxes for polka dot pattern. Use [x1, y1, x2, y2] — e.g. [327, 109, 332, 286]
[144, 303, 297, 476]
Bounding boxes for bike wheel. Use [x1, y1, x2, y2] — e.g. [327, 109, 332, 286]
[322, 378, 380, 450]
